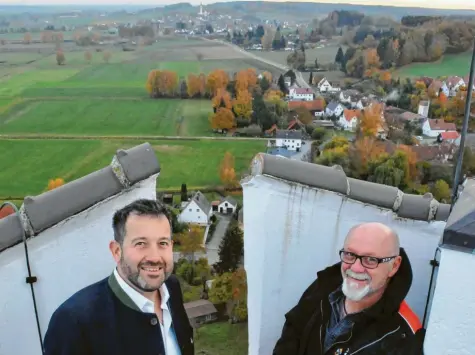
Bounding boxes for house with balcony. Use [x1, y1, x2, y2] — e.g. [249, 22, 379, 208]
[275, 129, 302, 151]
[288, 87, 314, 101]
[325, 100, 345, 118]
[422, 118, 457, 138]
[338, 109, 360, 131]
[178, 191, 212, 225]
[316, 77, 341, 93]
[288, 98, 326, 117]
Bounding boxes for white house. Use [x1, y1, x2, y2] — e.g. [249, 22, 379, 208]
[422, 118, 457, 137]
[428, 80, 450, 97]
[316, 78, 341, 93]
[446, 76, 465, 97]
[276, 130, 302, 151]
[338, 109, 359, 131]
[216, 196, 238, 214]
[178, 191, 212, 225]
[339, 89, 362, 106]
[418, 100, 430, 118]
[288, 87, 314, 101]
[438, 131, 460, 145]
[325, 101, 345, 118]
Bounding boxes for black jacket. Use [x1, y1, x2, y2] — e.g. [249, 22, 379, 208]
[44, 273, 194, 355]
[273, 248, 425, 355]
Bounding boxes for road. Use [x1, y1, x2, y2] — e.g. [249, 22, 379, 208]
[291, 140, 312, 162]
[200, 37, 311, 89]
[205, 214, 232, 266]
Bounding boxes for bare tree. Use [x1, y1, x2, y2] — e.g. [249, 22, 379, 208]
[261, 26, 276, 51]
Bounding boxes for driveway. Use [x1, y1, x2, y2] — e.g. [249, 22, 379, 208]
[291, 140, 312, 162]
[205, 214, 232, 266]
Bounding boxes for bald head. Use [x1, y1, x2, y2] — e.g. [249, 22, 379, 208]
[344, 222, 400, 256]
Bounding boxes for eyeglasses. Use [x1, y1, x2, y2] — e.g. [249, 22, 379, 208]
[339, 250, 398, 269]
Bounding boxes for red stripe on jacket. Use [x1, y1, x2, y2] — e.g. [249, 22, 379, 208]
[398, 300, 422, 334]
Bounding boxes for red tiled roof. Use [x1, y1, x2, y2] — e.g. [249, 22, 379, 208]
[343, 109, 360, 122]
[428, 119, 457, 131]
[440, 131, 459, 140]
[288, 98, 325, 111]
[429, 80, 443, 92]
[446, 76, 463, 87]
[0, 205, 15, 219]
[294, 88, 313, 95]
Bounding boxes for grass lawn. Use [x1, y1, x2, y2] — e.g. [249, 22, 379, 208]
[0, 139, 264, 197]
[0, 68, 81, 97]
[395, 52, 473, 78]
[0, 99, 213, 136]
[195, 322, 248, 355]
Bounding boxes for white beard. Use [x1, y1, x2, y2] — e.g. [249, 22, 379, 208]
[342, 271, 372, 301]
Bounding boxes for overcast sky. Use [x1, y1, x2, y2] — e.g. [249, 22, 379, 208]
[0, 0, 473, 10]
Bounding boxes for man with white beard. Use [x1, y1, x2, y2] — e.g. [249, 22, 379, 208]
[273, 222, 426, 355]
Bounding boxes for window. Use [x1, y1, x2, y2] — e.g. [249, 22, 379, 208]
[196, 209, 199, 212]
[189, 209, 192, 212]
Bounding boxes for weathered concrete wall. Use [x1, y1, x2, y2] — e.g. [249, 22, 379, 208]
[242, 174, 446, 355]
[424, 248, 475, 355]
[0, 175, 157, 355]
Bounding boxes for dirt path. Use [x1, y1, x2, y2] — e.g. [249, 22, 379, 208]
[0, 133, 269, 141]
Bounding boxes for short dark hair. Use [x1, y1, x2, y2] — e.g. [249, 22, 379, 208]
[112, 199, 172, 245]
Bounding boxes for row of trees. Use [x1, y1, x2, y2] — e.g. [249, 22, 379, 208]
[340, 19, 475, 77]
[53, 49, 112, 65]
[145, 67, 288, 133]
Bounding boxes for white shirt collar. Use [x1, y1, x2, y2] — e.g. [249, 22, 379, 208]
[113, 268, 170, 313]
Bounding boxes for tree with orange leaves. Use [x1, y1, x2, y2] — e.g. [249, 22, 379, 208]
[187, 74, 201, 98]
[24, 32, 32, 44]
[235, 70, 249, 92]
[233, 90, 253, 119]
[56, 50, 65, 65]
[212, 88, 233, 111]
[396, 145, 418, 181]
[246, 68, 258, 90]
[145, 70, 178, 97]
[262, 71, 272, 83]
[350, 136, 384, 177]
[47, 178, 65, 191]
[439, 92, 448, 108]
[206, 69, 229, 96]
[219, 151, 236, 186]
[210, 107, 235, 132]
[358, 104, 383, 137]
[379, 71, 391, 83]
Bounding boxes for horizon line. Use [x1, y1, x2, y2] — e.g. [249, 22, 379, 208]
[0, 0, 474, 11]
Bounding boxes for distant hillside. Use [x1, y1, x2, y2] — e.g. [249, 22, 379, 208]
[204, 1, 475, 20]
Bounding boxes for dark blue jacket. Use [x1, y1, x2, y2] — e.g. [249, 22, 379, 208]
[44, 273, 194, 355]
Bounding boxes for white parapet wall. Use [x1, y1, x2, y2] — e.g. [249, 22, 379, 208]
[241, 154, 450, 355]
[0, 175, 157, 355]
[424, 248, 475, 355]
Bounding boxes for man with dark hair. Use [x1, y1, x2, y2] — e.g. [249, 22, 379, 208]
[44, 199, 194, 355]
[273, 222, 426, 355]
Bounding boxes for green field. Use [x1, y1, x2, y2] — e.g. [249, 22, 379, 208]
[0, 99, 213, 136]
[195, 322, 248, 355]
[395, 52, 473, 78]
[0, 37, 271, 199]
[0, 139, 265, 197]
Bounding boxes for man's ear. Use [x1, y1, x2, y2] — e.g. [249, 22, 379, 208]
[388, 255, 402, 278]
[109, 240, 121, 263]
